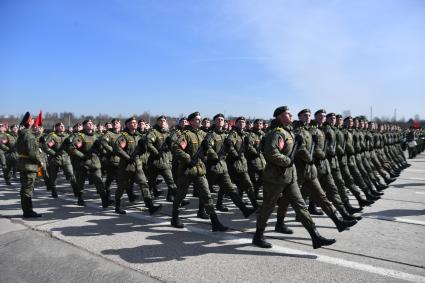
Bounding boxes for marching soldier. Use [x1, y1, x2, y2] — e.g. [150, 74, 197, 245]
[0, 123, 18, 185]
[170, 111, 228, 232]
[68, 119, 109, 207]
[42, 122, 78, 198]
[225, 117, 259, 209]
[246, 119, 266, 200]
[113, 117, 161, 215]
[145, 115, 177, 202]
[253, 106, 335, 249]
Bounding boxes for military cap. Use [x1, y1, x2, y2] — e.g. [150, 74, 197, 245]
[202, 117, 210, 122]
[326, 112, 336, 118]
[213, 113, 224, 121]
[55, 122, 63, 127]
[343, 116, 353, 122]
[125, 116, 137, 125]
[82, 119, 93, 126]
[336, 114, 343, 119]
[235, 116, 246, 123]
[253, 119, 263, 124]
[73, 122, 82, 128]
[157, 115, 167, 121]
[368, 121, 374, 125]
[111, 118, 120, 124]
[273, 106, 289, 117]
[353, 116, 359, 121]
[314, 109, 327, 116]
[188, 112, 201, 121]
[138, 119, 145, 123]
[20, 111, 32, 126]
[298, 108, 311, 116]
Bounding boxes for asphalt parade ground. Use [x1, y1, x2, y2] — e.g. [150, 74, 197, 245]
[1, 153, 424, 282]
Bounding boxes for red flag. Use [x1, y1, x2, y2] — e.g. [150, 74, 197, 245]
[34, 110, 43, 127]
[413, 120, 420, 129]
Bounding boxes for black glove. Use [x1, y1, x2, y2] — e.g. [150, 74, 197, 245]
[201, 139, 210, 151]
[244, 136, 250, 147]
[224, 138, 233, 148]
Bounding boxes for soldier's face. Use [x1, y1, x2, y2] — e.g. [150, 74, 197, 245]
[0, 125, 5, 133]
[278, 111, 292, 125]
[254, 121, 263, 130]
[158, 118, 168, 129]
[56, 123, 65, 133]
[315, 113, 326, 124]
[337, 117, 343, 126]
[353, 120, 359, 128]
[214, 117, 225, 128]
[327, 116, 336, 126]
[236, 120, 246, 129]
[106, 123, 112, 130]
[84, 121, 94, 132]
[202, 120, 210, 128]
[127, 120, 138, 131]
[138, 122, 146, 130]
[113, 121, 121, 131]
[190, 116, 201, 129]
[345, 119, 353, 128]
[298, 112, 311, 124]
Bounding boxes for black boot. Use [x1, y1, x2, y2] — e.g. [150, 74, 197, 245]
[101, 194, 109, 209]
[329, 210, 357, 232]
[344, 202, 362, 214]
[126, 187, 139, 203]
[145, 198, 162, 215]
[166, 188, 175, 202]
[228, 191, 256, 218]
[354, 192, 374, 207]
[216, 189, 229, 212]
[307, 227, 336, 249]
[338, 206, 362, 221]
[197, 202, 209, 219]
[115, 199, 126, 214]
[105, 189, 114, 205]
[384, 177, 396, 185]
[252, 227, 272, 248]
[77, 192, 86, 206]
[23, 197, 42, 218]
[308, 201, 324, 215]
[51, 187, 58, 198]
[171, 209, 184, 228]
[274, 219, 293, 234]
[210, 213, 228, 232]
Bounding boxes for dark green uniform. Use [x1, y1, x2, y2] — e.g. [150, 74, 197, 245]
[43, 131, 77, 197]
[146, 125, 176, 201]
[69, 131, 107, 206]
[113, 129, 161, 215]
[100, 129, 122, 197]
[246, 128, 266, 199]
[225, 129, 259, 208]
[0, 131, 18, 185]
[16, 127, 44, 217]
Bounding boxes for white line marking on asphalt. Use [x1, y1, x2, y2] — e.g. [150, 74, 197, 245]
[415, 192, 425, 195]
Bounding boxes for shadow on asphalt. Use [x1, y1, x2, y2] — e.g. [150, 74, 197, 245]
[363, 208, 425, 219]
[392, 182, 425, 188]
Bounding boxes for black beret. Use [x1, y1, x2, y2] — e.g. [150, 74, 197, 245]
[314, 109, 327, 116]
[202, 117, 210, 122]
[111, 118, 120, 124]
[82, 119, 92, 126]
[20, 112, 32, 126]
[235, 116, 246, 123]
[157, 115, 167, 121]
[326, 112, 336, 118]
[273, 106, 289, 117]
[125, 116, 137, 125]
[353, 116, 360, 121]
[213, 113, 224, 121]
[188, 112, 201, 121]
[55, 122, 63, 127]
[73, 123, 82, 128]
[343, 116, 353, 122]
[138, 119, 146, 123]
[253, 119, 263, 124]
[298, 109, 311, 116]
[336, 114, 343, 119]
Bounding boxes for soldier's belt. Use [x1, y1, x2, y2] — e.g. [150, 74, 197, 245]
[18, 154, 30, 159]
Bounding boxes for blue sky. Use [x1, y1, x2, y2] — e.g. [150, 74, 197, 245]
[1, 0, 424, 120]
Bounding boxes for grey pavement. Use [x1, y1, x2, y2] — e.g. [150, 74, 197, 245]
[1, 153, 425, 282]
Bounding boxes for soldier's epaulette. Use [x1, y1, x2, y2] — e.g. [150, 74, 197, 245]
[275, 127, 284, 133]
[122, 132, 129, 138]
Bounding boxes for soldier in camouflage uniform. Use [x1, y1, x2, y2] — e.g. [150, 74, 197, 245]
[335, 115, 374, 207]
[113, 117, 161, 215]
[146, 115, 177, 202]
[225, 117, 259, 209]
[342, 117, 380, 202]
[204, 113, 256, 217]
[0, 123, 18, 185]
[16, 112, 43, 218]
[68, 119, 109, 207]
[253, 106, 335, 249]
[42, 122, 78, 198]
[170, 112, 228, 232]
[275, 109, 357, 235]
[246, 119, 266, 200]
